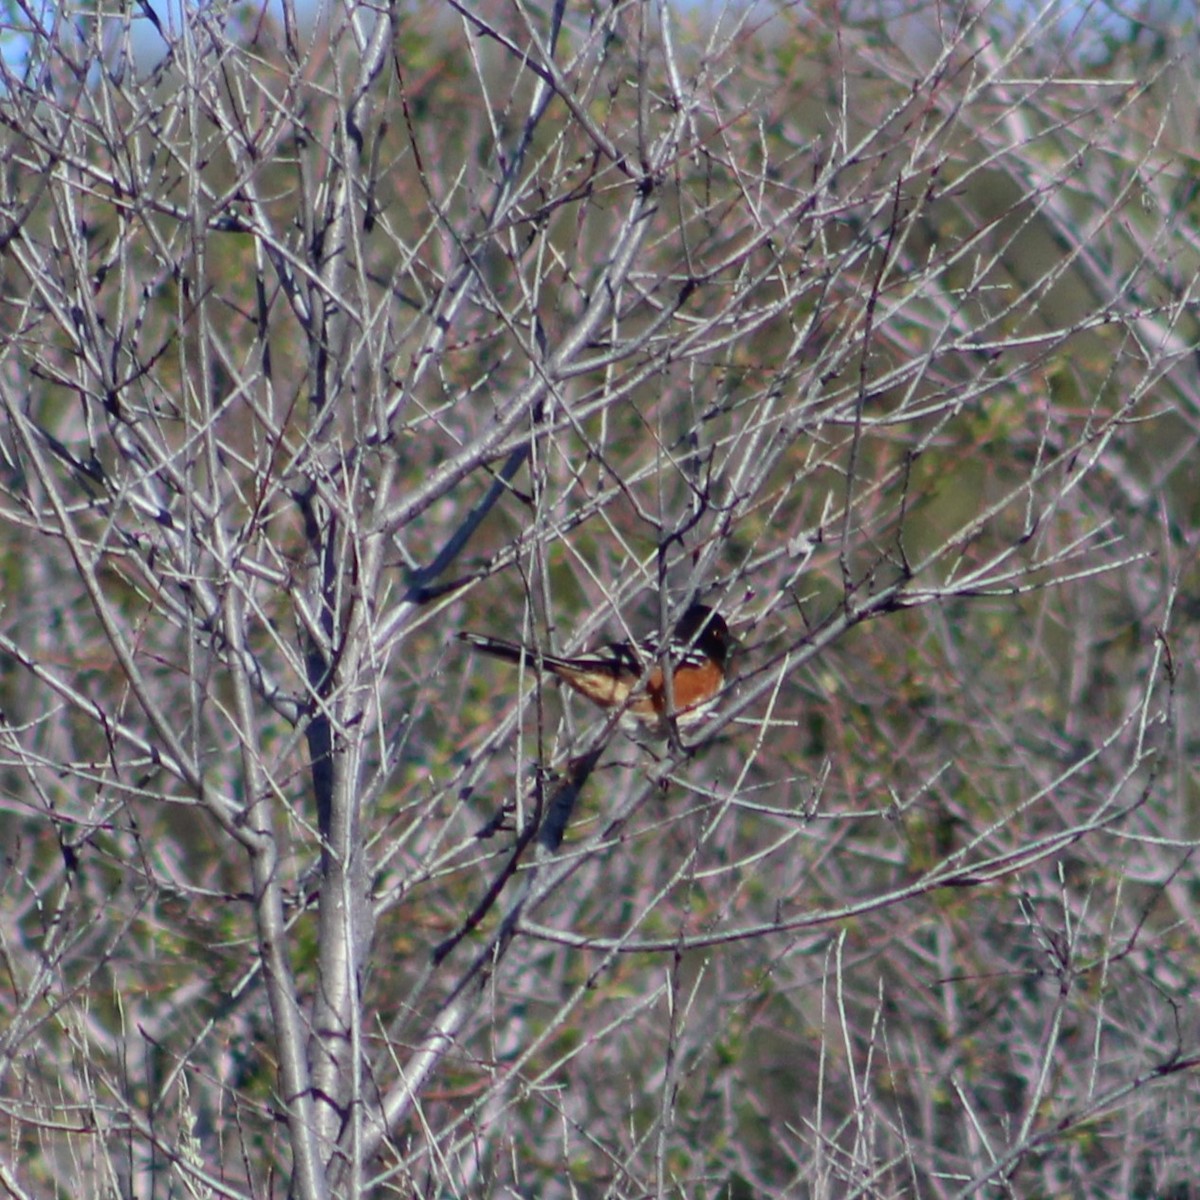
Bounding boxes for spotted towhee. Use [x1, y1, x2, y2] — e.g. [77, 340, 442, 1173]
[456, 603, 732, 733]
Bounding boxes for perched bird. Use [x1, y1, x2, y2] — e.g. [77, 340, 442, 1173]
[457, 603, 732, 733]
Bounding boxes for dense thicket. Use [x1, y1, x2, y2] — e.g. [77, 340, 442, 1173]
[0, 2, 1198, 1196]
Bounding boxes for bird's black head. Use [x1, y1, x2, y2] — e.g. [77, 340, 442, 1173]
[674, 603, 733, 666]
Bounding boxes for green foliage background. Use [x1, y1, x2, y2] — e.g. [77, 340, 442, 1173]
[0, 1, 1198, 1197]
